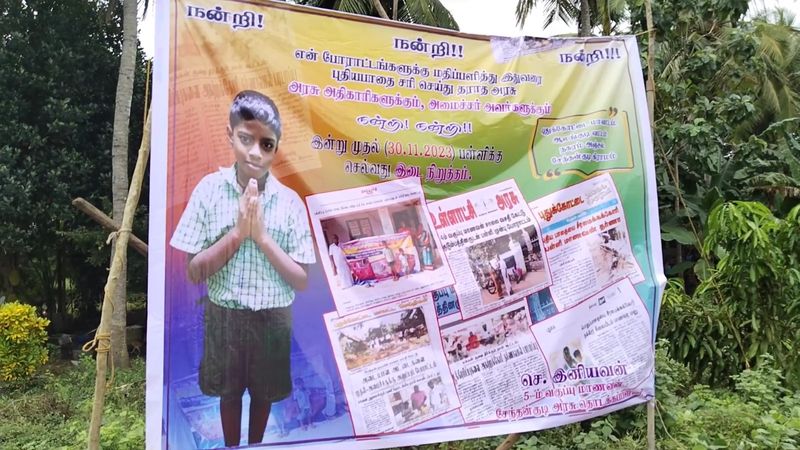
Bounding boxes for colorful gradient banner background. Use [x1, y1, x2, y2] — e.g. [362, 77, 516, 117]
[147, 0, 664, 448]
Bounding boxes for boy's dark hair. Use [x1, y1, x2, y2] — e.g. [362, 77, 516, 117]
[229, 90, 282, 141]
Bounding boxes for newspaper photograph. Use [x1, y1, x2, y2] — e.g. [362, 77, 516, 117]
[528, 173, 644, 309]
[440, 301, 547, 423]
[307, 178, 454, 315]
[324, 296, 459, 435]
[428, 180, 551, 320]
[528, 279, 653, 415]
[525, 288, 559, 324]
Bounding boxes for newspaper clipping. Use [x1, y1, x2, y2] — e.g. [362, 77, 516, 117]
[324, 296, 459, 435]
[441, 301, 547, 423]
[528, 174, 644, 309]
[428, 180, 551, 319]
[307, 178, 454, 315]
[529, 279, 653, 415]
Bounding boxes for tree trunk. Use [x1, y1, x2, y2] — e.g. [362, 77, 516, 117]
[56, 246, 66, 324]
[110, 0, 138, 370]
[674, 153, 682, 265]
[602, 0, 611, 35]
[43, 257, 58, 330]
[370, 0, 390, 19]
[579, 0, 591, 36]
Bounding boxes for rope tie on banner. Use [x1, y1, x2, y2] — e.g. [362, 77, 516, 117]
[106, 227, 133, 245]
[82, 332, 115, 387]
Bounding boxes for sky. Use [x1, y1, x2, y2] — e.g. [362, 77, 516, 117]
[138, 0, 799, 57]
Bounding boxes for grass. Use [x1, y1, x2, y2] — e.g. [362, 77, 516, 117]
[3, 345, 799, 450]
[0, 356, 145, 450]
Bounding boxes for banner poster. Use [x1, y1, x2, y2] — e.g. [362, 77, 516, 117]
[147, 0, 665, 448]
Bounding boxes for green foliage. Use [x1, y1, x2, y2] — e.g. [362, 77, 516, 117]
[515, 0, 628, 34]
[640, 0, 800, 402]
[658, 355, 800, 450]
[297, 0, 459, 30]
[0, 356, 145, 449]
[659, 278, 743, 384]
[0, 302, 49, 384]
[627, 0, 800, 281]
[0, 0, 149, 329]
[654, 338, 692, 400]
[732, 355, 788, 407]
[661, 202, 800, 386]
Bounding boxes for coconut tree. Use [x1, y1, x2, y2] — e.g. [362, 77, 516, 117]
[641, 0, 800, 273]
[515, 0, 579, 30]
[298, 0, 459, 30]
[106, 0, 140, 372]
[735, 16, 800, 132]
[655, 5, 800, 138]
[515, 0, 628, 36]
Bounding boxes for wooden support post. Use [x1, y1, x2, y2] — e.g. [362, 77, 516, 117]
[643, 0, 657, 448]
[72, 197, 148, 257]
[495, 433, 521, 450]
[86, 112, 151, 450]
[648, 401, 656, 450]
[644, 0, 656, 123]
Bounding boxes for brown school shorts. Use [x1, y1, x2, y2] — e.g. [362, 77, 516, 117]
[199, 299, 292, 402]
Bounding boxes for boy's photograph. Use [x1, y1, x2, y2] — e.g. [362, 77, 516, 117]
[169, 90, 318, 448]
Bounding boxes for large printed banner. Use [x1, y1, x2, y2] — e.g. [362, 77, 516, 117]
[147, 1, 665, 449]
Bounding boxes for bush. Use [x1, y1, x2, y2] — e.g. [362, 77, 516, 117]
[0, 301, 50, 384]
[660, 202, 800, 387]
[66, 356, 146, 450]
[0, 355, 145, 449]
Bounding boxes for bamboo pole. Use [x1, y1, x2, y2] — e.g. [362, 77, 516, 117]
[85, 112, 151, 450]
[644, 0, 656, 121]
[643, 0, 657, 448]
[71, 197, 148, 257]
[495, 434, 521, 450]
[647, 400, 657, 450]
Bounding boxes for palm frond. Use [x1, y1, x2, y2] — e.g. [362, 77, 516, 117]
[336, 0, 373, 16]
[758, 29, 785, 63]
[301, 0, 457, 29]
[517, 0, 579, 30]
[516, 0, 536, 27]
[402, 0, 458, 30]
[778, 84, 800, 118]
[747, 172, 800, 198]
[552, 0, 580, 26]
[295, 0, 332, 7]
